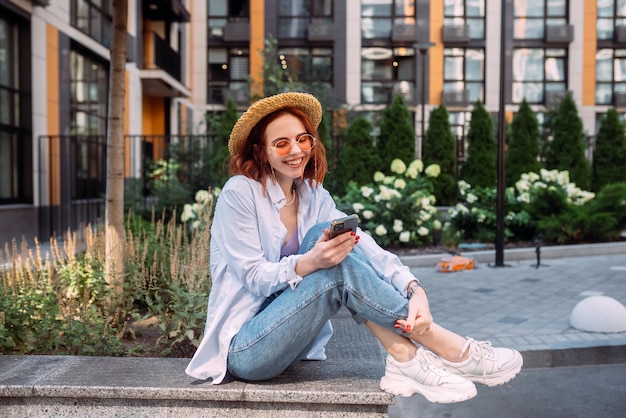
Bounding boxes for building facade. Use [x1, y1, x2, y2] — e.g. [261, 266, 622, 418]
[0, 0, 621, 246]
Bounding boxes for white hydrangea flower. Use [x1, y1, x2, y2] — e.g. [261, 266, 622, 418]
[516, 179, 530, 192]
[458, 180, 471, 194]
[195, 189, 210, 204]
[399, 231, 411, 242]
[394, 178, 406, 189]
[433, 220, 442, 230]
[466, 193, 478, 204]
[393, 219, 403, 233]
[517, 192, 530, 203]
[383, 176, 395, 185]
[352, 202, 364, 212]
[362, 210, 374, 219]
[373, 171, 385, 182]
[181, 204, 195, 222]
[378, 185, 393, 200]
[456, 203, 469, 213]
[375, 225, 388, 236]
[361, 186, 374, 198]
[527, 171, 540, 182]
[408, 159, 424, 173]
[424, 164, 441, 178]
[557, 170, 570, 185]
[419, 211, 431, 221]
[390, 158, 407, 174]
[405, 166, 418, 179]
[417, 226, 429, 236]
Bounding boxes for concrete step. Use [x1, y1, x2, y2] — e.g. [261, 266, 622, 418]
[0, 309, 395, 417]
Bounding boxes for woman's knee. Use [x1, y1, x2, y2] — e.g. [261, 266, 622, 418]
[299, 222, 329, 253]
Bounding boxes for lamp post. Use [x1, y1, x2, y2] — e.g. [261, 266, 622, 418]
[414, 42, 434, 158]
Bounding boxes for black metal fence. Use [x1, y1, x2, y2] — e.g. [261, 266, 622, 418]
[37, 134, 214, 240]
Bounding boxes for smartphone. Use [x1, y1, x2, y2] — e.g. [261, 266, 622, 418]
[329, 214, 359, 239]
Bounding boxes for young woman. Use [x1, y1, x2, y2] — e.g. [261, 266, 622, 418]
[186, 92, 522, 403]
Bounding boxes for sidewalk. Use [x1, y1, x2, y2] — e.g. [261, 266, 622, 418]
[396, 245, 626, 363]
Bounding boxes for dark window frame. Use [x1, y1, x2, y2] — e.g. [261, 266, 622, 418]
[277, 0, 334, 39]
[511, 47, 568, 105]
[443, 0, 486, 40]
[69, 46, 109, 200]
[443, 47, 485, 103]
[0, 9, 32, 205]
[70, 0, 113, 48]
[513, 0, 569, 40]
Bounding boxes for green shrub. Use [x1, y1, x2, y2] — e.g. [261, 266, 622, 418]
[592, 109, 626, 192]
[506, 99, 541, 186]
[424, 105, 458, 205]
[378, 96, 416, 169]
[460, 101, 497, 188]
[335, 159, 442, 248]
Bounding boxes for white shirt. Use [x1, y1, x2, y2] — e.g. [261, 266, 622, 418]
[185, 175, 416, 383]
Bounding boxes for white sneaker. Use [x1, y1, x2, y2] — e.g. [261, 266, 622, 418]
[441, 338, 523, 387]
[380, 347, 477, 403]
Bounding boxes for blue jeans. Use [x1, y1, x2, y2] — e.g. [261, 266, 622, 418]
[227, 223, 409, 381]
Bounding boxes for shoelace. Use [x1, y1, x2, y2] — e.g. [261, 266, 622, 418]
[459, 338, 496, 383]
[418, 348, 448, 376]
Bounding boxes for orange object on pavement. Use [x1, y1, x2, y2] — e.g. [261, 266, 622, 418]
[436, 255, 474, 272]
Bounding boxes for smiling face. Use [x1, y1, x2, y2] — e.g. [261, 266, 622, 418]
[264, 113, 312, 184]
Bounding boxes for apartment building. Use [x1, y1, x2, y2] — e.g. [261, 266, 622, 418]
[0, 0, 622, 246]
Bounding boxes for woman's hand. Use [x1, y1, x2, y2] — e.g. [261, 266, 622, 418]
[295, 229, 359, 276]
[395, 286, 433, 336]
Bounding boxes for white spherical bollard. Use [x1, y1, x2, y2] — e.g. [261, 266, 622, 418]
[570, 296, 626, 333]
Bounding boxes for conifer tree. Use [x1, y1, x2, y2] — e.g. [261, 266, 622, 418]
[460, 100, 497, 188]
[592, 108, 626, 191]
[506, 99, 541, 185]
[377, 95, 416, 169]
[545, 92, 590, 189]
[337, 116, 381, 193]
[423, 105, 458, 205]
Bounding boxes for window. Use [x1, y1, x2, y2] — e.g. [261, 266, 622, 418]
[207, 47, 249, 104]
[208, 0, 249, 39]
[512, 48, 567, 104]
[71, 0, 112, 47]
[596, 48, 626, 104]
[444, 48, 485, 103]
[513, 0, 568, 40]
[444, 0, 486, 39]
[597, 0, 626, 40]
[361, 0, 415, 39]
[278, 0, 333, 39]
[0, 12, 32, 204]
[70, 48, 108, 200]
[278, 47, 332, 86]
[361, 47, 415, 104]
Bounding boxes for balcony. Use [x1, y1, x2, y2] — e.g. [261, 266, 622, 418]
[545, 25, 574, 43]
[442, 24, 470, 43]
[545, 91, 568, 107]
[442, 90, 470, 107]
[392, 23, 416, 42]
[143, 0, 190, 23]
[224, 20, 250, 42]
[308, 21, 334, 42]
[140, 32, 190, 97]
[615, 26, 626, 44]
[614, 92, 626, 107]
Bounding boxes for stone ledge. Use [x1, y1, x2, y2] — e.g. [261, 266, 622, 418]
[0, 346, 393, 417]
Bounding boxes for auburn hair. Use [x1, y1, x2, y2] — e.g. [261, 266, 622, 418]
[228, 107, 328, 188]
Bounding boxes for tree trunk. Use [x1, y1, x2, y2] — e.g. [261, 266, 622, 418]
[105, 0, 128, 309]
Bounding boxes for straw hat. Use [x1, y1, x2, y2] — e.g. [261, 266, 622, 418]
[228, 92, 323, 156]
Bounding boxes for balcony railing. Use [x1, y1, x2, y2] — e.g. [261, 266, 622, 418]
[545, 25, 574, 43]
[224, 19, 250, 42]
[442, 24, 470, 43]
[149, 32, 181, 80]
